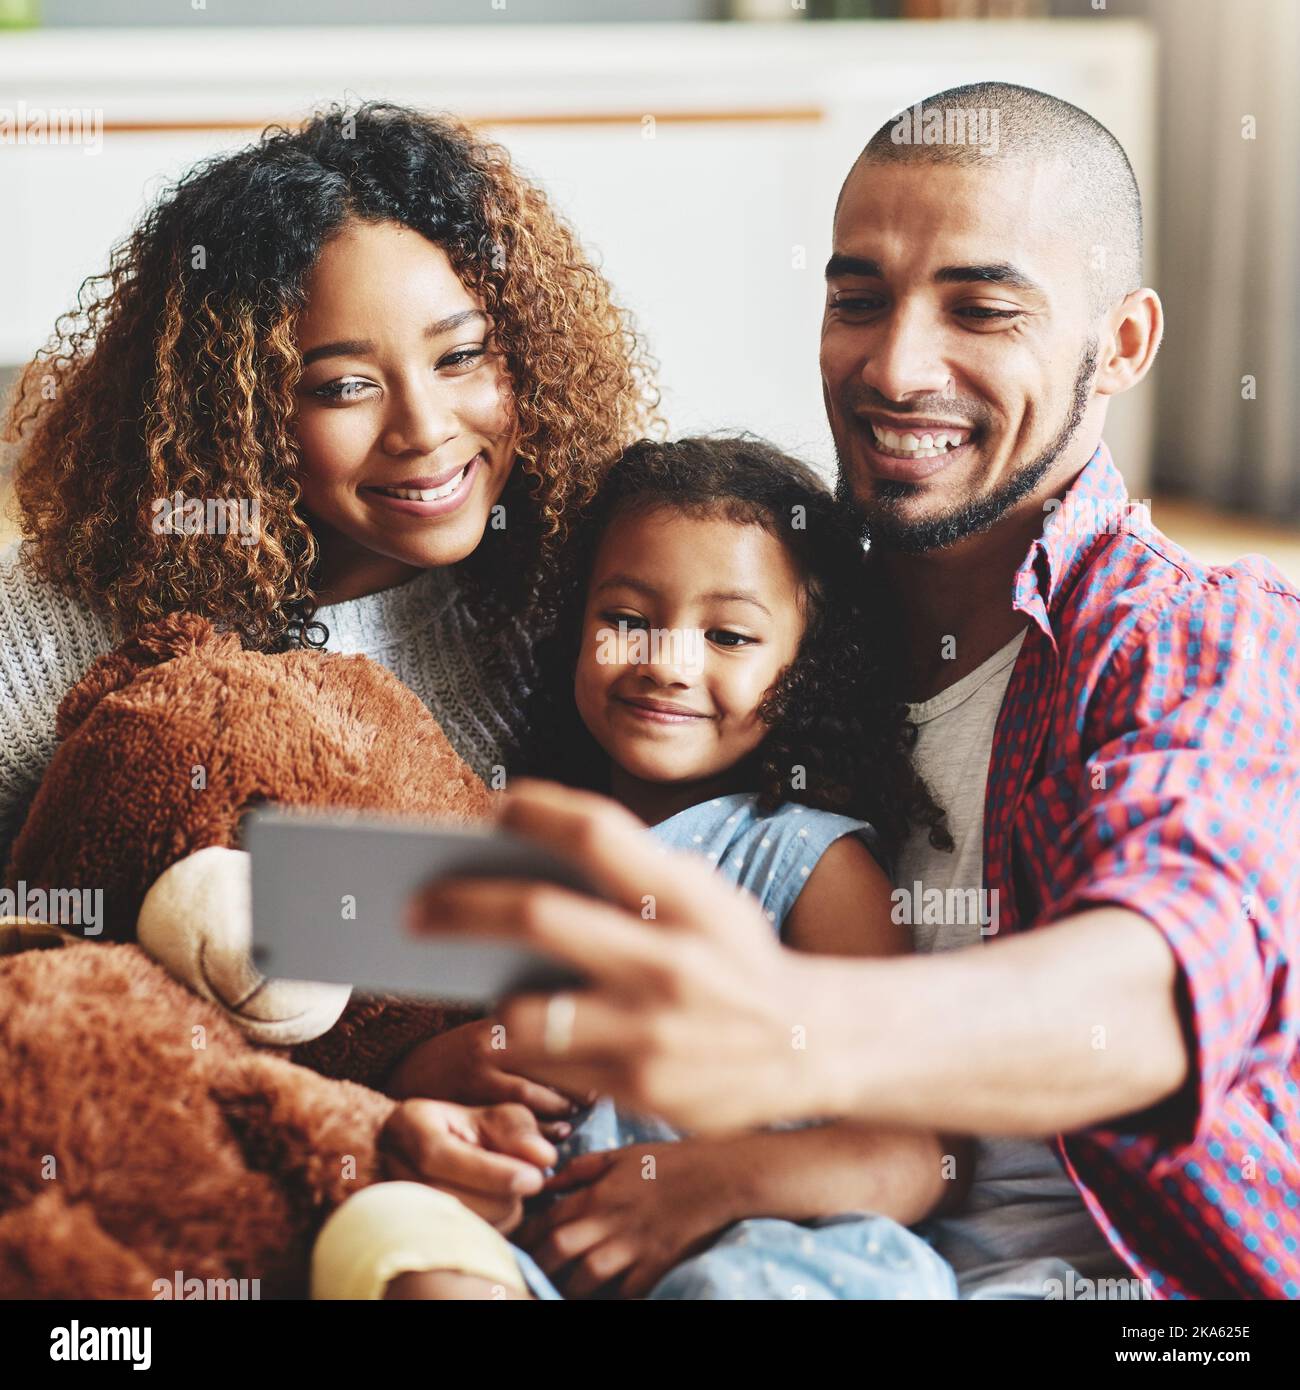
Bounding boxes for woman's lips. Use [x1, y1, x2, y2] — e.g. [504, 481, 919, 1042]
[362, 453, 483, 517]
[613, 695, 711, 725]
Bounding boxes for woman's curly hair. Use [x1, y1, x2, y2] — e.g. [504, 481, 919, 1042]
[515, 435, 951, 863]
[3, 101, 659, 649]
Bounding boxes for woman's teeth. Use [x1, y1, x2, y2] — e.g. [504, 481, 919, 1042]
[871, 426, 971, 459]
[377, 462, 472, 501]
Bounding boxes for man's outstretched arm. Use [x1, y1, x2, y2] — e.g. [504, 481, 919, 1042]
[814, 904, 1190, 1137]
[409, 782, 1192, 1137]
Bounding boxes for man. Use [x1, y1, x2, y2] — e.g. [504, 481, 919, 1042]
[405, 83, 1300, 1300]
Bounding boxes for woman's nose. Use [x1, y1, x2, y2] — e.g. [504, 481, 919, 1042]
[379, 380, 459, 459]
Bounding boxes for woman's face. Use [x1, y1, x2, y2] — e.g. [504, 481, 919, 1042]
[293, 219, 518, 601]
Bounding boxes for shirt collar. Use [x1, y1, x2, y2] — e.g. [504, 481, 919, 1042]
[1012, 441, 1130, 643]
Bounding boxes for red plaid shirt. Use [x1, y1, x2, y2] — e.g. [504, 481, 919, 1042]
[985, 443, 1300, 1299]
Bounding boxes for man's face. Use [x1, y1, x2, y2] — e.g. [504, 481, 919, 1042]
[821, 159, 1100, 552]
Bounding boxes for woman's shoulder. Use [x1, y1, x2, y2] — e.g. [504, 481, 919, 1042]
[0, 542, 120, 664]
[0, 543, 121, 809]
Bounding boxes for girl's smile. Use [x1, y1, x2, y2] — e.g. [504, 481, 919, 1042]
[612, 694, 714, 724]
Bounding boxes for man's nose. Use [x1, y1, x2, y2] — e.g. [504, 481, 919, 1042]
[857, 303, 951, 403]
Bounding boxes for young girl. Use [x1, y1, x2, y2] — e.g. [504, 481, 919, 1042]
[371, 435, 963, 1301]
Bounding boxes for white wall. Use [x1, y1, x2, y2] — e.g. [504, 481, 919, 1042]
[0, 20, 1157, 486]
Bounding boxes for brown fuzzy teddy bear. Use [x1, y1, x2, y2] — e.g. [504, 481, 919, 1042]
[0, 612, 498, 1298]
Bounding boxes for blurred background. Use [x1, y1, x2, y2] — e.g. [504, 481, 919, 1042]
[1, 0, 1296, 579]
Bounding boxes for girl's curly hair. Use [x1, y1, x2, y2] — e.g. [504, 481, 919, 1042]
[3, 101, 659, 650]
[515, 435, 951, 863]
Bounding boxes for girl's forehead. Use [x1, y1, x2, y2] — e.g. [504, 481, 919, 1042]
[590, 507, 807, 605]
[597, 503, 776, 552]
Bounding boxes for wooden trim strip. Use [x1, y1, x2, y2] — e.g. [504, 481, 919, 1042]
[91, 107, 824, 135]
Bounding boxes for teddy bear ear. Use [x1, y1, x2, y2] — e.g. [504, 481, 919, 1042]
[55, 613, 244, 739]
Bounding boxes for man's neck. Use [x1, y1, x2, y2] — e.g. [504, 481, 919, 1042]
[882, 537, 1029, 704]
[882, 456, 1093, 703]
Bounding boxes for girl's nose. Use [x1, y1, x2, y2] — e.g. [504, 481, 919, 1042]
[637, 626, 706, 683]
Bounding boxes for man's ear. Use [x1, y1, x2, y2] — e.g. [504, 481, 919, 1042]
[1092, 287, 1163, 398]
[55, 613, 243, 739]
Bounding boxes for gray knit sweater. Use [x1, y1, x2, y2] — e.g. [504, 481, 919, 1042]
[0, 542, 534, 867]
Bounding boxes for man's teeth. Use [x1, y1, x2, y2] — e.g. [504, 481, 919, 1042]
[379, 463, 471, 501]
[871, 426, 970, 458]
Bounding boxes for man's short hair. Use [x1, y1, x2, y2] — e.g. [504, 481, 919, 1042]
[844, 81, 1143, 317]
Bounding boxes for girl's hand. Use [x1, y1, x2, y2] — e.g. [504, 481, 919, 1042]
[387, 1019, 593, 1142]
[379, 1098, 557, 1234]
[515, 1142, 733, 1298]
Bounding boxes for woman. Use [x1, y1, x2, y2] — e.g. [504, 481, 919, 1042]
[0, 100, 658, 866]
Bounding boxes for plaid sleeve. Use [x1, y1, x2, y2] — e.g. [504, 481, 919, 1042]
[1043, 576, 1300, 1163]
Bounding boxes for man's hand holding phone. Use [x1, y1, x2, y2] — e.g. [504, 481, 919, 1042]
[379, 1097, 557, 1235]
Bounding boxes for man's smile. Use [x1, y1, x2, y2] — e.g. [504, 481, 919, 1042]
[856, 412, 981, 482]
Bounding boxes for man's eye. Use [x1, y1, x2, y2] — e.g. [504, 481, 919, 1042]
[830, 297, 882, 315]
[313, 378, 373, 401]
[958, 307, 1023, 320]
[707, 629, 754, 648]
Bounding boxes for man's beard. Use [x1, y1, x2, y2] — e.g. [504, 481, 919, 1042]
[836, 340, 1099, 555]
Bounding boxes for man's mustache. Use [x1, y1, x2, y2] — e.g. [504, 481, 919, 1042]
[843, 391, 990, 432]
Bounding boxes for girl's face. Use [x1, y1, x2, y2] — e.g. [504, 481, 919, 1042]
[573, 506, 807, 788]
[293, 219, 518, 601]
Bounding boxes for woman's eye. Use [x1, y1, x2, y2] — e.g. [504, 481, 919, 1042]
[707, 629, 754, 648]
[440, 345, 486, 371]
[312, 377, 374, 402]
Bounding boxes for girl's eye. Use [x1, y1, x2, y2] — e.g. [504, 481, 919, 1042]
[707, 629, 755, 648]
[602, 612, 649, 631]
[312, 377, 374, 402]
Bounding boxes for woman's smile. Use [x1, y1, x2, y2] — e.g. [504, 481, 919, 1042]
[361, 452, 484, 517]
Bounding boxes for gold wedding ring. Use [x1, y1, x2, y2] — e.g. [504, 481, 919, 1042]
[543, 992, 577, 1057]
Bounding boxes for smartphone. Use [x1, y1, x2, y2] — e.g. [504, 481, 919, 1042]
[243, 805, 595, 1003]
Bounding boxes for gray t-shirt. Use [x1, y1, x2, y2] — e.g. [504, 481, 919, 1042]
[896, 629, 1141, 1299]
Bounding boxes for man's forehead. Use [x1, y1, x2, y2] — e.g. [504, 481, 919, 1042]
[832, 157, 1077, 277]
